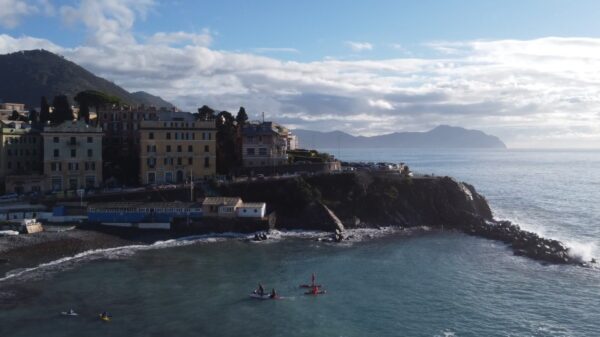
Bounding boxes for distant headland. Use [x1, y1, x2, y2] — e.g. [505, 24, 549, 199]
[294, 125, 507, 149]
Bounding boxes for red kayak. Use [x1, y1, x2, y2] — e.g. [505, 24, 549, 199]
[305, 290, 326, 295]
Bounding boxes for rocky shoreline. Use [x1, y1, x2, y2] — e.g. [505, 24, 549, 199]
[0, 171, 593, 280]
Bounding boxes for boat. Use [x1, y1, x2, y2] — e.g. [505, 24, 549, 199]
[250, 293, 280, 300]
[99, 314, 111, 322]
[305, 289, 327, 295]
[60, 311, 78, 317]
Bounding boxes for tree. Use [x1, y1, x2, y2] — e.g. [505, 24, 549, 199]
[8, 110, 19, 121]
[50, 95, 73, 123]
[28, 109, 39, 125]
[74, 90, 120, 119]
[40, 96, 50, 125]
[79, 102, 90, 123]
[215, 111, 239, 174]
[235, 106, 248, 125]
[197, 105, 215, 120]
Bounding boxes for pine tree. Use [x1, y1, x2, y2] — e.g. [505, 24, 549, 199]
[236, 106, 248, 125]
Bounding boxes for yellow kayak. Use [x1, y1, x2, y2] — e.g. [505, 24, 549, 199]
[99, 315, 111, 322]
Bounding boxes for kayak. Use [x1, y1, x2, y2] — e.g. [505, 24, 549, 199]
[305, 290, 326, 295]
[99, 315, 111, 322]
[60, 312, 78, 317]
[299, 284, 322, 288]
[250, 293, 279, 300]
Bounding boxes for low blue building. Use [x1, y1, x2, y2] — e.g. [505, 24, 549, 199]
[88, 202, 202, 228]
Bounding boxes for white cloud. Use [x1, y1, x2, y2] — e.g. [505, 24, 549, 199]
[0, 0, 39, 28]
[345, 41, 373, 52]
[253, 47, 300, 54]
[1, 1, 599, 148]
[148, 30, 212, 47]
[368, 99, 394, 110]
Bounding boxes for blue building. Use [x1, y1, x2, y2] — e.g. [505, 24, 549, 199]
[88, 202, 202, 226]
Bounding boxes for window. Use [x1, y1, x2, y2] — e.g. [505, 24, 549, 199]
[188, 145, 193, 152]
[204, 145, 209, 153]
[208, 132, 212, 140]
[53, 149, 59, 157]
[7, 162, 11, 169]
[149, 132, 154, 140]
[192, 133, 195, 140]
[247, 148, 255, 155]
[148, 172, 156, 184]
[85, 176, 95, 188]
[167, 132, 171, 140]
[87, 137, 93, 143]
[71, 149, 76, 158]
[188, 157, 193, 165]
[51, 177, 62, 191]
[91, 162, 95, 170]
[259, 148, 267, 156]
[7, 149, 11, 156]
[202, 132, 206, 140]
[147, 158, 156, 168]
[70, 137, 76, 145]
[166, 145, 171, 152]
[177, 158, 182, 165]
[87, 149, 93, 157]
[175, 133, 179, 140]
[165, 172, 173, 183]
[177, 145, 182, 152]
[204, 157, 210, 168]
[69, 178, 78, 190]
[53, 137, 59, 143]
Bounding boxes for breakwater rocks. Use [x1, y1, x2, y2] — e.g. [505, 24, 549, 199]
[218, 172, 585, 265]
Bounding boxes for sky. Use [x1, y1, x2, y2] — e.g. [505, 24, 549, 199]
[1, 0, 600, 148]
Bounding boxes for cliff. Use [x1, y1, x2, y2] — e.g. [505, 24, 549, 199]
[218, 172, 579, 265]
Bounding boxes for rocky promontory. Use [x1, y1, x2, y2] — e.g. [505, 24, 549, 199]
[218, 172, 583, 265]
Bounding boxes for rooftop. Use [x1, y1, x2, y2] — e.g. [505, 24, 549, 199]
[202, 197, 242, 206]
[89, 201, 200, 209]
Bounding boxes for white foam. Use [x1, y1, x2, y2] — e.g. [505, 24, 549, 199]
[0, 232, 252, 283]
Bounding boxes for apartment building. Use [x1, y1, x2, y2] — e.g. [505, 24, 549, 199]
[41, 120, 103, 191]
[241, 122, 289, 167]
[0, 121, 43, 182]
[139, 112, 216, 185]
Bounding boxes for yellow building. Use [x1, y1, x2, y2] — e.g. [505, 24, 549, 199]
[139, 113, 216, 185]
[0, 121, 43, 184]
[41, 120, 103, 192]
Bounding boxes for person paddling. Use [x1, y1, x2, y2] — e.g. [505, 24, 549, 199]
[270, 288, 277, 299]
[257, 283, 265, 296]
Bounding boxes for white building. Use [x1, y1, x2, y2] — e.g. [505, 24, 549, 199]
[236, 202, 266, 218]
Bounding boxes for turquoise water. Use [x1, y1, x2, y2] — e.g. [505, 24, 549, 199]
[2, 149, 600, 336]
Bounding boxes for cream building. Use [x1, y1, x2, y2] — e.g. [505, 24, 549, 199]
[41, 120, 103, 192]
[139, 112, 216, 185]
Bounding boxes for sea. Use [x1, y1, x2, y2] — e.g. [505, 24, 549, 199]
[1, 149, 599, 337]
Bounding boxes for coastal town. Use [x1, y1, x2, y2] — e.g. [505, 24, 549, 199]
[0, 96, 409, 235]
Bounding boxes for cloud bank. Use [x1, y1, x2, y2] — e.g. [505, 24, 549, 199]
[1, 0, 600, 148]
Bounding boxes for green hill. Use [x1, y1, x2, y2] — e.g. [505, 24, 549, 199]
[0, 49, 174, 109]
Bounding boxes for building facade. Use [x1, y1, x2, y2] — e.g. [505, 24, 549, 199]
[242, 122, 290, 167]
[0, 103, 27, 120]
[0, 121, 43, 184]
[139, 113, 217, 185]
[41, 120, 103, 192]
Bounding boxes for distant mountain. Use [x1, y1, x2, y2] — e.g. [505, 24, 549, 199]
[293, 125, 507, 149]
[130, 91, 174, 109]
[0, 49, 174, 109]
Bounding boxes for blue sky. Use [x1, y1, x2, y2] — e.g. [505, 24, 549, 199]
[2, 0, 600, 147]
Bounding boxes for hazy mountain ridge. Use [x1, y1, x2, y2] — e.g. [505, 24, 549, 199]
[293, 125, 507, 149]
[0, 49, 174, 109]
